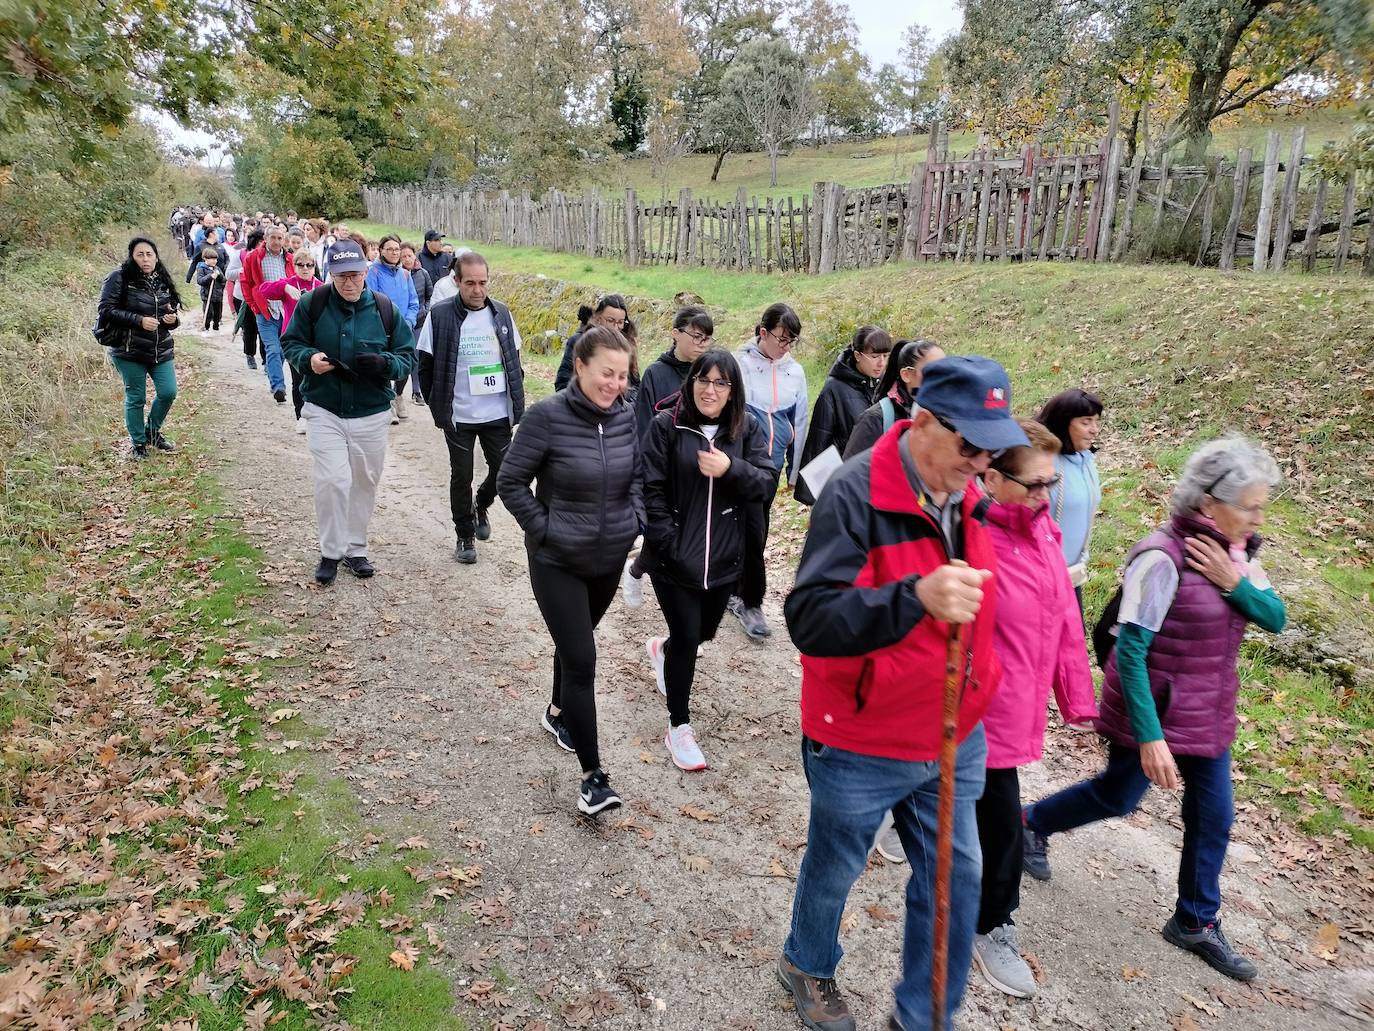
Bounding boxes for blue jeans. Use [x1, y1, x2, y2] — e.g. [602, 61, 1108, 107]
[783, 726, 987, 1031]
[1026, 743, 1233, 927]
[255, 313, 285, 393]
[110, 355, 177, 445]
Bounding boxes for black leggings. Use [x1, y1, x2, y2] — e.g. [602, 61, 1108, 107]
[649, 577, 734, 727]
[240, 304, 263, 360]
[976, 766, 1023, 934]
[529, 560, 621, 774]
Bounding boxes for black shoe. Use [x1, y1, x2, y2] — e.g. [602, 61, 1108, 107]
[342, 556, 375, 578]
[1021, 811, 1051, 881]
[246, 356, 258, 370]
[578, 769, 622, 816]
[314, 557, 339, 586]
[541, 707, 576, 752]
[129, 443, 149, 462]
[1162, 916, 1258, 981]
[150, 432, 175, 453]
[411, 392, 426, 406]
[455, 537, 477, 564]
[475, 508, 492, 541]
[273, 389, 287, 403]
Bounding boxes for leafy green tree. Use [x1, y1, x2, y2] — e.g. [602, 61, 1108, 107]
[876, 24, 945, 133]
[720, 37, 814, 186]
[610, 72, 652, 152]
[785, 0, 875, 141]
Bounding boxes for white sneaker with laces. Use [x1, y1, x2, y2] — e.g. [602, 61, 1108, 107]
[621, 558, 644, 608]
[646, 637, 667, 696]
[295, 419, 307, 435]
[665, 723, 707, 771]
[872, 809, 906, 864]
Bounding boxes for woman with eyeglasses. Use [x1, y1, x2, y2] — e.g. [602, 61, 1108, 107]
[963, 420, 1098, 999]
[1036, 388, 1105, 611]
[795, 326, 892, 505]
[640, 351, 774, 770]
[259, 251, 324, 431]
[1023, 435, 1285, 984]
[365, 234, 421, 423]
[843, 338, 947, 460]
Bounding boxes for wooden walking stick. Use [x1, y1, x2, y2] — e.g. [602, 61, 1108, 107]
[931, 625, 965, 1031]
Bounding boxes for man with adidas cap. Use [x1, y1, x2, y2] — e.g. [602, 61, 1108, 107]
[282, 240, 416, 586]
[778, 355, 1029, 1031]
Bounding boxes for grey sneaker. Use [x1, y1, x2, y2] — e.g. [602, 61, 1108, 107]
[1162, 915, 1258, 981]
[972, 923, 1036, 998]
[872, 810, 906, 864]
[735, 603, 771, 641]
[1022, 811, 1051, 881]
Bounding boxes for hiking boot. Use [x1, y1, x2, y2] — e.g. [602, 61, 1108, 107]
[775, 955, 855, 1031]
[1162, 916, 1258, 981]
[129, 443, 149, 462]
[1022, 811, 1051, 881]
[150, 432, 175, 453]
[621, 558, 644, 608]
[646, 637, 667, 696]
[973, 923, 1036, 998]
[872, 810, 906, 865]
[577, 769, 622, 816]
[246, 355, 258, 370]
[273, 389, 287, 404]
[455, 537, 477, 564]
[665, 723, 707, 771]
[342, 556, 375, 579]
[735, 604, 771, 641]
[541, 707, 575, 752]
[314, 557, 339, 586]
[475, 507, 491, 541]
[411, 392, 426, 406]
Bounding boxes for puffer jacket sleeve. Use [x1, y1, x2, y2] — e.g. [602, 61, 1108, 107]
[98, 269, 141, 328]
[554, 336, 577, 391]
[1048, 530, 1099, 726]
[798, 382, 839, 473]
[641, 413, 675, 554]
[497, 402, 552, 542]
[720, 418, 776, 503]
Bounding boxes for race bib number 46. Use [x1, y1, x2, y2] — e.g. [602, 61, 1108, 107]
[469, 363, 505, 395]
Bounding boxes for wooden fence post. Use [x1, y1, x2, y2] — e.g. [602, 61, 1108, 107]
[1271, 128, 1306, 272]
[1300, 177, 1329, 273]
[1253, 130, 1282, 271]
[1095, 137, 1124, 261]
[625, 189, 639, 268]
[1219, 148, 1252, 271]
[974, 155, 994, 262]
[818, 182, 838, 273]
[902, 163, 926, 261]
[810, 182, 825, 273]
[1195, 158, 1220, 266]
[1147, 150, 1171, 259]
[1334, 176, 1357, 272]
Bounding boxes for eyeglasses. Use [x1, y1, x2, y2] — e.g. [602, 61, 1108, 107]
[763, 327, 797, 349]
[295, 260, 316, 268]
[679, 329, 712, 344]
[932, 413, 1006, 460]
[693, 375, 731, 391]
[1000, 470, 1062, 493]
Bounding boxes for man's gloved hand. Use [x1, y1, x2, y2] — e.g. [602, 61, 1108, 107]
[353, 352, 391, 380]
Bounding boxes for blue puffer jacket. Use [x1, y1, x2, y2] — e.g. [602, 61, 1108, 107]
[364, 260, 420, 328]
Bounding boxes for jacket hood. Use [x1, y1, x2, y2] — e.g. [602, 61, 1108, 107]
[740, 338, 798, 368]
[828, 348, 877, 395]
[655, 348, 694, 375]
[371, 260, 405, 278]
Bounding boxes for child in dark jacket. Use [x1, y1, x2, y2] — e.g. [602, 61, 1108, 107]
[195, 247, 227, 330]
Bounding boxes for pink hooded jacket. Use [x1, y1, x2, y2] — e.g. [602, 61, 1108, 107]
[258, 273, 322, 329]
[981, 499, 1098, 769]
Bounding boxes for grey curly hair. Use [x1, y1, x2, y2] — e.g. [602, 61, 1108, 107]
[1170, 434, 1281, 517]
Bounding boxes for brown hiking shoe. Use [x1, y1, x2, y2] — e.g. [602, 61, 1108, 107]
[776, 955, 856, 1031]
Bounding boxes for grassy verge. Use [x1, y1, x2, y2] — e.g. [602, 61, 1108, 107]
[0, 247, 472, 1027]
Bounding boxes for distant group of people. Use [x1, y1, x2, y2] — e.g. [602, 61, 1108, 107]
[101, 212, 1288, 1031]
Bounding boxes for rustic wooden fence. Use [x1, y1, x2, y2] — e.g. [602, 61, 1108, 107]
[364, 110, 1372, 277]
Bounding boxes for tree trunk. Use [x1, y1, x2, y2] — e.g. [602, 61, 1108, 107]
[711, 148, 727, 182]
[768, 147, 779, 187]
[1125, 103, 1141, 166]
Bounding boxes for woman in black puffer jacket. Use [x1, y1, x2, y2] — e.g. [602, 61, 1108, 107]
[641, 350, 774, 772]
[97, 237, 183, 460]
[795, 325, 892, 504]
[498, 326, 643, 817]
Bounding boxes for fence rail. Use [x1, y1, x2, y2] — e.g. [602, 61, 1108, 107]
[365, 107, 1372, 278]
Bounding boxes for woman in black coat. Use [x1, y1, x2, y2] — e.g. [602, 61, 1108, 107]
[641, 351, 774, 771]
[843, 338, 947, 460]
[497, 326, 643, 817]
[97, 237, 183, 460]
[795, 326, 892, 503]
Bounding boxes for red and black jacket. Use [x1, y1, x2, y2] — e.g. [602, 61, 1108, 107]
[783, 421, 1002, 761]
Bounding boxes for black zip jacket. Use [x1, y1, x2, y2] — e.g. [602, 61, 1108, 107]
[843, 393, 912, 460]
[97, 267, 180, 364]
[497, 379, 643, 578]
[796, 350, 878, 504]
[633, 349, 694, 436]
[641, 409, 775, 590]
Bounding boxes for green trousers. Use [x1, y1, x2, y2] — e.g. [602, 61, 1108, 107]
[110, 355, 177, 445]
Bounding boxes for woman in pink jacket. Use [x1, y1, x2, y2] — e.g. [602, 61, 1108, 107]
[972, 419, 1099, 1000]
[258, 251, 323, 431]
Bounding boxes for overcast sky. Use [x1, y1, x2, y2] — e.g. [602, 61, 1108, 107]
[154, 2, 965, 158]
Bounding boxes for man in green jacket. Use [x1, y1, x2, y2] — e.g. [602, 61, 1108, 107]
[282, 241, 416, 585]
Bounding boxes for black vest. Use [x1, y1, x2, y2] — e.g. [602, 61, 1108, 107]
[425, 296, 525, 429]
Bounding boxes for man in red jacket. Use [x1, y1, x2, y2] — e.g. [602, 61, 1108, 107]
[777, 356, 1028, 1031]
[239, 224, 291, 403]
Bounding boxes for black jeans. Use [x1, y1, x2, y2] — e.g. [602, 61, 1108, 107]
[976, 766, 1023, 934]
[443, 419, 512, 539]
[738, 472, 780, 607]
[288, 362, 304, 420]
[240, 305, 263, 361]
[203, 297, 222, 330]
[528, 561, 620, 773]
[648, 577, 735, 726]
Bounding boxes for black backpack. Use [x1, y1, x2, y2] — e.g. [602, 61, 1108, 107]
[1092, 586, 1123, 671]
[93, 272, 130, 346]
[305, 284, 396, 336]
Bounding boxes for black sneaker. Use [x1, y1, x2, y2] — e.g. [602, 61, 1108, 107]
[246, 356, 258, 370]
[1022, 810, 1051, 881]
[314, 557, 339, 586]
[455, 537, 477, 564]
[411, 392, 426, 406]
[129, 443, 149, 462]
[1162, 915, 1258, 981]
[577, 769, 622, 816]
[342, 556, 375, 578]
[475, 508, 492, 541]
[273, 389, 287, 403]
[150, 432, 175, 453]
[541, 707, 575, 753]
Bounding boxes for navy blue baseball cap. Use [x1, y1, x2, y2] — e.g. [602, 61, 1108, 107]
[915, 355, 1030, 452]
[325, 241, 367, 275]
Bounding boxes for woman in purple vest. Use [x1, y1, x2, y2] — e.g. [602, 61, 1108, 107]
[1021, 435, 1285, 983]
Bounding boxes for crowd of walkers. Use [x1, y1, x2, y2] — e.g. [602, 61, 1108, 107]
[94, 207, 1288, 1031]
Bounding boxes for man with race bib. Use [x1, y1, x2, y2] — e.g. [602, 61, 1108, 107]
[416, 251, 526, 565]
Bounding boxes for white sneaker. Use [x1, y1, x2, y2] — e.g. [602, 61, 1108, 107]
[394, 393, 409, 421]
[389, 399, 400, 425]
[872, 809, 906, 864]
[665, 723, 706, 771]
[646, 637, 666, 696]
[295, 419, 307, 435]
[621, 559, 644, 608]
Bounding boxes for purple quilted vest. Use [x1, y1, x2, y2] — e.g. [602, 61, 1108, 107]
[1095, 515, 1256, 757]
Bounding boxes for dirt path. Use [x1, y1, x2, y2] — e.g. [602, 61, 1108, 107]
[190, 327, 1371, 1031]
